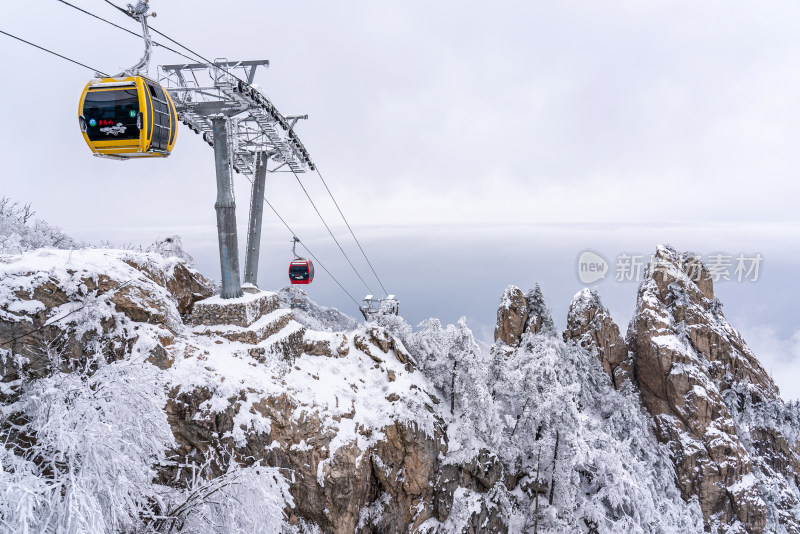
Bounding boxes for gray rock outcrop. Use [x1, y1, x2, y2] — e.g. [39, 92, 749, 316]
[2, 243, 799, 533]
[494, 284, 557, 346]
[628, 245, 799, 533]
[563, 288, 630, 388]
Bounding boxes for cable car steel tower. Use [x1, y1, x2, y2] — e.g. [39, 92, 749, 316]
[5, 0, 393, 312]
[159, 60, 315, 298]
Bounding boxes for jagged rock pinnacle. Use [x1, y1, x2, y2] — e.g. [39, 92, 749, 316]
[563, 288, 630, 389]
[628, 245, 789, 532]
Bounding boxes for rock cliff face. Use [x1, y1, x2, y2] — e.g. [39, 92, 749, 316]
[626, 245, 800, 533]
[0, 249, 510, 532]
[1, 243, 798, 533]
[491, 246, 800, 533]
[0, 249, 213, 385]
[494, 286, 528, 347]
[563, 288, 630, 389]
[494, 284, 556, 346]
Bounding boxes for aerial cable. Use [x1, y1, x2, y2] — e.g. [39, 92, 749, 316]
[314, 167, 389, 296]
[57, 0, 140, 38]
[99, 3, 390, 298]
[4, 3, 378, 314]
[290, 171, 375, 295]
[55, 0, 201, 64]
[241, 175, 361, 307]
[0, 29, 109, 76]
[103, 0, 279, 100]
[79, 2, 382, 302]
[103, 0, 238, 78]
[145, 24, 256, 89]
[261, 194, 362, 308]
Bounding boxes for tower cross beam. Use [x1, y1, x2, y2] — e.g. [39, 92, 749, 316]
[159, 60, 314, 298]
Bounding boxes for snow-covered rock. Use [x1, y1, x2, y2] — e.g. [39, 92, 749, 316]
[494, 285, 528, 347]
[494, 284, 557, 346]
[563, 288, 631, 389]
[628, 245, 800, 533]
[0, 248, 213, 383]
[1, 237, 798, 533]
[0, 246, 448, 532]
[278, 286, 359, 333]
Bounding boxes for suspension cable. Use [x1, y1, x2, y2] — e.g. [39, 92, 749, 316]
[3, 5, 377, 314]
[103, 1, 232, 73]
[262, 195, 361, 308]
[63, 1, 387, 303]
[0, 29, 109, 76]
[290, 171, 375, 295]
[314, 167, 389, 296]
[56, 0, 200, 64]
[103, 0, 283, 104]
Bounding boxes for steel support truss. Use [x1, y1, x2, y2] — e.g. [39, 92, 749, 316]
[159, 59, 314, 298]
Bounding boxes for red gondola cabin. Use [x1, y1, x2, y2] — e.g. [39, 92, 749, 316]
[289, 259, 314, 284]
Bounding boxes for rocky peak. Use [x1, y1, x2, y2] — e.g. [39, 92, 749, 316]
[563, 288, 629, 388]
[493, 285, 528, 347]
[494, 284, 557, 347]
[4, 236, 799, 533]
[628, 245, 797, 532]
[653, 245, 715, 300]
[634, 245, 776, 396]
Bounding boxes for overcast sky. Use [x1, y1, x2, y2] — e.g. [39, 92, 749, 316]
[2, 0, 799, 398]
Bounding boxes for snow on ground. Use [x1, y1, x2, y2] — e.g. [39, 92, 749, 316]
[167, 319, 438, 464]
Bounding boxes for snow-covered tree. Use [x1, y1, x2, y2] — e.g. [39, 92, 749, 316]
[488, 332, 704, 533]
[525, 284, 557, 337]
[0, 339, 292, 533]
[1, 358, 172, 533]
[151, 453, 293, 534]
[410, 318, 450, 397]
[0, 198, 78, 253]
[447, 318, 499, 446]
[409, 317, 499, 452]
[146, 235, 197, 268]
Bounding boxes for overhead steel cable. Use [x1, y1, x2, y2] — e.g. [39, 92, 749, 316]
[5, 3, 379, 314]
[104, 0, 286, 108]
[241, 175, 362, 308]
[74, 2, 384, 302]
[58, 0, 140, 38]
[314, 167, 389, 296]
[103, 0, 242, 80]
[55, 0, 201, 64]
[290, 171, 375, 295]
[262, 194, 361, 308]
[0, 29, 109, 76]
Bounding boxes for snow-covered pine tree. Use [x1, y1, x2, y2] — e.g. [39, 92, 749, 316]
[0, 197, 78, 253]
[447, 318, 499, 446]
[524, 284, 557, 337]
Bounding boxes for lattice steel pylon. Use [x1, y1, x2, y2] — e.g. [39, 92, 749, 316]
[159, 60, 314, 299]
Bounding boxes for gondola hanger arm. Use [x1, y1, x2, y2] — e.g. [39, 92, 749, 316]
[108, 0, 155, 78]
[292, 236, 302, 260]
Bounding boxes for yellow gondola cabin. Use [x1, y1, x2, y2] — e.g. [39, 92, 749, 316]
[78, 76, 178, 159]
